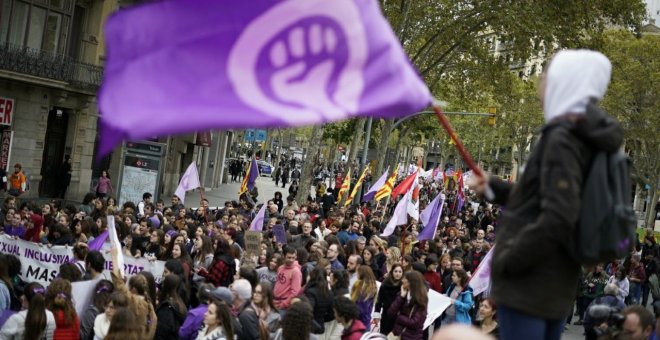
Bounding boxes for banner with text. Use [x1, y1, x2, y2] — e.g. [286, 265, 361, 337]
[0, 235, 165, 286]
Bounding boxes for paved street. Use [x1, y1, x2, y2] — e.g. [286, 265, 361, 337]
[184, 173, 286, 208]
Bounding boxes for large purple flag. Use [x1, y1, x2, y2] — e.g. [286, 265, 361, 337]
[98, 0, 432, 155]
[417, 193, 445, 241]
[469, 246, 495, 296]
[362, 167, 389, 202]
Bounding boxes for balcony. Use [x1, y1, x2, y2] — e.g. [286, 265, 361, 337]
[0, 43, 102, 91]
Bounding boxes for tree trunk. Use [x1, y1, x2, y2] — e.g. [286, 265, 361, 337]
[393, 126, 409, 168]
[297, 125, 324, 206]
[347, 118, 366, 166]
[375, 119, 394, 177]
[645, 181, 659, 230]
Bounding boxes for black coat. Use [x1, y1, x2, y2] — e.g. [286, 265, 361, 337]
[154, 300, 186, 340]
[375, 279, 401, 335]
[488, 104, 623, 319]
[304, 285, 334, 333]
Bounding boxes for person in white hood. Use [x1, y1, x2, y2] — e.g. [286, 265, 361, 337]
[469, 50, 624, 340]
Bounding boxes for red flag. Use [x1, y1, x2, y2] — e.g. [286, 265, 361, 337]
[391, 172, 417, 198]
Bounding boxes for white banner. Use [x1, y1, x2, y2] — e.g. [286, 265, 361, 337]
[424, 289, 452, 329]
[0, 235, 165, 286]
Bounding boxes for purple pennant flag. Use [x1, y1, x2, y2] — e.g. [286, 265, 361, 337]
[98, 0, 432, 155]
[248, 158, 259, 191]
[272, 224, 287, 244]
[417, 193, 445, 241]
[249, 203, 267, 231]
[88, 230, 109, 251]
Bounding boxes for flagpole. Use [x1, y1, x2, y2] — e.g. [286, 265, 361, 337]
[432, 104, 484, 178]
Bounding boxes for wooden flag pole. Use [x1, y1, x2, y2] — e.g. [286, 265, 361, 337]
[432, 105, 484, 178]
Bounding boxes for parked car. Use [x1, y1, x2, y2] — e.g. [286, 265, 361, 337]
[257, 161, 273, 176]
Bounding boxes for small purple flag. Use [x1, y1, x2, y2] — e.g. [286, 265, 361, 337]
[272, 224, 287, 244]
[362, 167, 389, 202]
[418, 193, 445, 241]
[88, 230, 109, 251]
[98, 0, 432, 155]
[381, 188, 412, 237]
[249, 203, 267, 231]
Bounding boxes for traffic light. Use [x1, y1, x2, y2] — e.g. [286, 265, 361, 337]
[488, 107, 497, 126]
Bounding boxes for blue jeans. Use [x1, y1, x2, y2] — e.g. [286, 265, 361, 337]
[499, 305, 565, 340]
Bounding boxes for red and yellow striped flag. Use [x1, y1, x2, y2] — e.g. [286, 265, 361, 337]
[335, 169, 351, 205]
[345, 166, 369, 207]
[375, 168, 398, 201]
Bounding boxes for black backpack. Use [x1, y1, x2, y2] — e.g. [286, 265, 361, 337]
[541, 111, 636, 266]
[575, 148, 636, 265]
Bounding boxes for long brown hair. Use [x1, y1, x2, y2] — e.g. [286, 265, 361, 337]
[45, 278, 77, 325]
[24, 282, 47, 340]
[105, 307, 142, 340]
[209, 300, 234, 340]
[158, 274, 187, 315]
[405, 271, 428, 309]
[351, 266, 377, 301]
[254, 282, 278, 312]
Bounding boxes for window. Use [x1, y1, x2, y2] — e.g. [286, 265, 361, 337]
[0, 0, 74, 54]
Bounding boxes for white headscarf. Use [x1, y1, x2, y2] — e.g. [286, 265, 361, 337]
[543, 50, 612, 123]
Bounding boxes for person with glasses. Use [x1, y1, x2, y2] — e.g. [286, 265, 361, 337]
[248, 282, 281, 339]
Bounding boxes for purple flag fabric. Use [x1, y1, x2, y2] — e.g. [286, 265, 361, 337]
[248, 158, 259, 191]
[249, 203, 268, 231]
[98, 0, 432, 155]
[469, 246, 495, 296]
[88, 230, 109, 251]
[362, 167, 389, 202]
[418, 193, 445, 241]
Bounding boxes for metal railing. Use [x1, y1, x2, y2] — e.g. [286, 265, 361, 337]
[0, 43, 102, 90]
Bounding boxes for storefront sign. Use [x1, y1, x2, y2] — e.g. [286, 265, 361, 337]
[0, 128, 12, 171]
[0, 97, 14, 126]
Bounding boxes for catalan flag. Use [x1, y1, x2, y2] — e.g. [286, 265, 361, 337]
[345, 166, 369, 207]
[336, 169, 352, 205]
[375, 168, 397, 201]
[239, 158, 259, 196]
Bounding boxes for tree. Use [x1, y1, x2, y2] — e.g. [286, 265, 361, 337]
[296, 125, 325, 206]
[373, 0, 647, 176]
[601, 30, 660, 229]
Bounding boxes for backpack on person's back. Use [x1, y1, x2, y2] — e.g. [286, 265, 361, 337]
[542, 101, 636, 266]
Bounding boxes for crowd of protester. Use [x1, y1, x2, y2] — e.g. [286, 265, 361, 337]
[0, 164, 657, 340]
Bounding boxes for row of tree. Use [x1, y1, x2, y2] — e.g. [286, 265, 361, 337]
[290, 0, 658, 227]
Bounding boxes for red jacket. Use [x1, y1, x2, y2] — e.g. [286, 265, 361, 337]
[53, 310, 80, 340]
[341, 319, 366, 340]
[424, 271, 442, 293]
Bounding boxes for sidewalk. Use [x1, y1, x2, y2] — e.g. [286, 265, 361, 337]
[184, 175, 286, 208]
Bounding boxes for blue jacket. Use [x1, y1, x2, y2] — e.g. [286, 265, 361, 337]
[445, 284, 474, 324]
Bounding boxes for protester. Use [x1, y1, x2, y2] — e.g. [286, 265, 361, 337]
[350, 266, 377, 331]
[274, 299, 315, 340]
[373, 263, 404, 335]
[197, 300, 234, 340]
[79, 280, 114, 340]
[477, 298, 499, 339]
[304, 267, 334, 335]
[0, 282, 55, 340]
[248, 282, 281, 339]
[333, 296, 365, 340]
[273, 246, 302, 312]
[387, 271, 427, 339]
[104, 307, 142, 340]
[154, 274, 187, 339]
[469, 50, 623, 340]
[94, 292, 129, 340]
[45, 278, 80, 338]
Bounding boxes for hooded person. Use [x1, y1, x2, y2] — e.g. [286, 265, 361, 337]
[469, 50, 624, 340]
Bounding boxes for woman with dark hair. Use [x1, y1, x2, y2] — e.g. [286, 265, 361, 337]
[373, 263, 404, 335]
[273, 192, 284, 214]
[138, 271, 158, 311]
[249, 282, 281, 339]
[257, 253, 282, 287]
[93, 291, 129, 340]
[401, 255, 414, 273]
[477, 298, 499, 338]
[443, 268, 473, 325]
[0, 282, 55, 339]
[198, 300, 233, 340]
[95, 170, 113, 199]
[387, 271, 428, 340]
[104, 307, 142, 340]
[274, 300, 314, 340]
[163, 260, 191, 306]
[80, 279, 114, 340]
[332, 296, 365, 340]
[172, 242, 194, 283]
[45, 278, 80, 338]
[90, 199, 107, 223]
[330, 269, 350, 298]
[361, 247, 380, 278]
[145, 229, 165, 261]
[154, 274, 187, 340]
[197, 238, 236, 287]
[192, 235, 214, 284]
[58, 263, 82, 283]
[304, 267, 334, 335]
